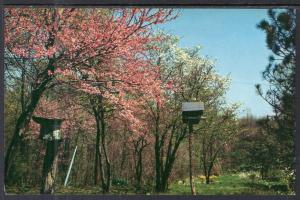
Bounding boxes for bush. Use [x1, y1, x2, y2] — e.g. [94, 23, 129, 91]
[237, 171, 259, 180]
[197, 175, 218, 183]
[112, 178, 128, 187]
[248, 173, 257, 182]
[198, 175, 206, 183]
[210, 175, 218, 182]
[270, 184, 289, 192]
[287, 170, 295, 192]
[177, 180, 183, 185]
[266, 169, 285, 182]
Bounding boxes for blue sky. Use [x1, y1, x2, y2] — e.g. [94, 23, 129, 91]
[159, 9, 275, 118]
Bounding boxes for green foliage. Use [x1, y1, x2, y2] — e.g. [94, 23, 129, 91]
[248, 173, 257, 182]
[256, 9, 295, 190]
[4, 88, 21, 149]
[229, 116, 282, 180]
[112, 178, 129, 187]
[266, 169, 285, 182]
[256, 8, 295, 168]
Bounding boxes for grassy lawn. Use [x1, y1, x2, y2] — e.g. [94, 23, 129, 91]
[167, 174, 291, 195]
[5, 173, 292, 195]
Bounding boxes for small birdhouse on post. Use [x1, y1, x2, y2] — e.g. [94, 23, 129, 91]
[32, 116, 64, 141]
[182, 102, 204, 195]
[32, 116, 64, 194]
[182, 102, 204, 124]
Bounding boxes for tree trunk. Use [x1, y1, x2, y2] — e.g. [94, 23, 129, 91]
[160, 153, 176, 192]
[160, 166, 171, 192]
[5, 57, 54, 182]
[94, 116, 101, 185]
[5, 84, 48, 182]
[135, 149, 143, 192]
[205, 175, 210, 184]
[154, 134, 162, 192]
[100, 113, 111, 193]
[154, 124, 186, 193]
[40, 140, 61, 194]
[92, 96, 111, 194]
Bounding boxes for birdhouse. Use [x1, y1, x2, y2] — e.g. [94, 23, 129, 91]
[32, 116, 64, 141]
[182, 102, 204, 124]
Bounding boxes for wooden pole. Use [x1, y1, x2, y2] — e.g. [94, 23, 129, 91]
[40, 140, 60, 194]
[188, 121, 196, 195]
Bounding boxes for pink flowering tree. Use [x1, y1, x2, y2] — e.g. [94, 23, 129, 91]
[4, 7, 176, 191]
[107, 100, 154, 192]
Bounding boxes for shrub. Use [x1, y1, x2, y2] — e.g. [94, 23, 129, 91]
[266, 169, 285, 182]
[197, 175, 218, 183]
[271, 184, 289, 192]
[112, 178, 128, 187]
[198, 175, 206, 183]
[248, 173, 257, 182]
[210, 175, 218, 182]
[177, 180, 183, 185]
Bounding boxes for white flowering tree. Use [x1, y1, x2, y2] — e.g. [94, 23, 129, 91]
[143, 33, 239, 192]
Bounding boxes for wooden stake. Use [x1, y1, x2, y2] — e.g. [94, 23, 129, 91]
[188, 122, 196, 195]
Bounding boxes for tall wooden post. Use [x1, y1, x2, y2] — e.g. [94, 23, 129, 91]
[32, 116, 64, 194]
[188, 121, 196, 195]
[182, 102, 204, 196]
[41, 140, 60, 194]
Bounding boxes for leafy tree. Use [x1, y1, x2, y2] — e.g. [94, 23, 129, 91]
[144, 33, 238, 191]
[4, 8, 176, 191]
[196, 105, 239, 184]
[229, 115, 280, 179]
[256, 9, 295, 186]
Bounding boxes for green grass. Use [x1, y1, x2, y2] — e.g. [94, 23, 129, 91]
[167, 174, 291, 195]
[5, 173, 293, 195]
